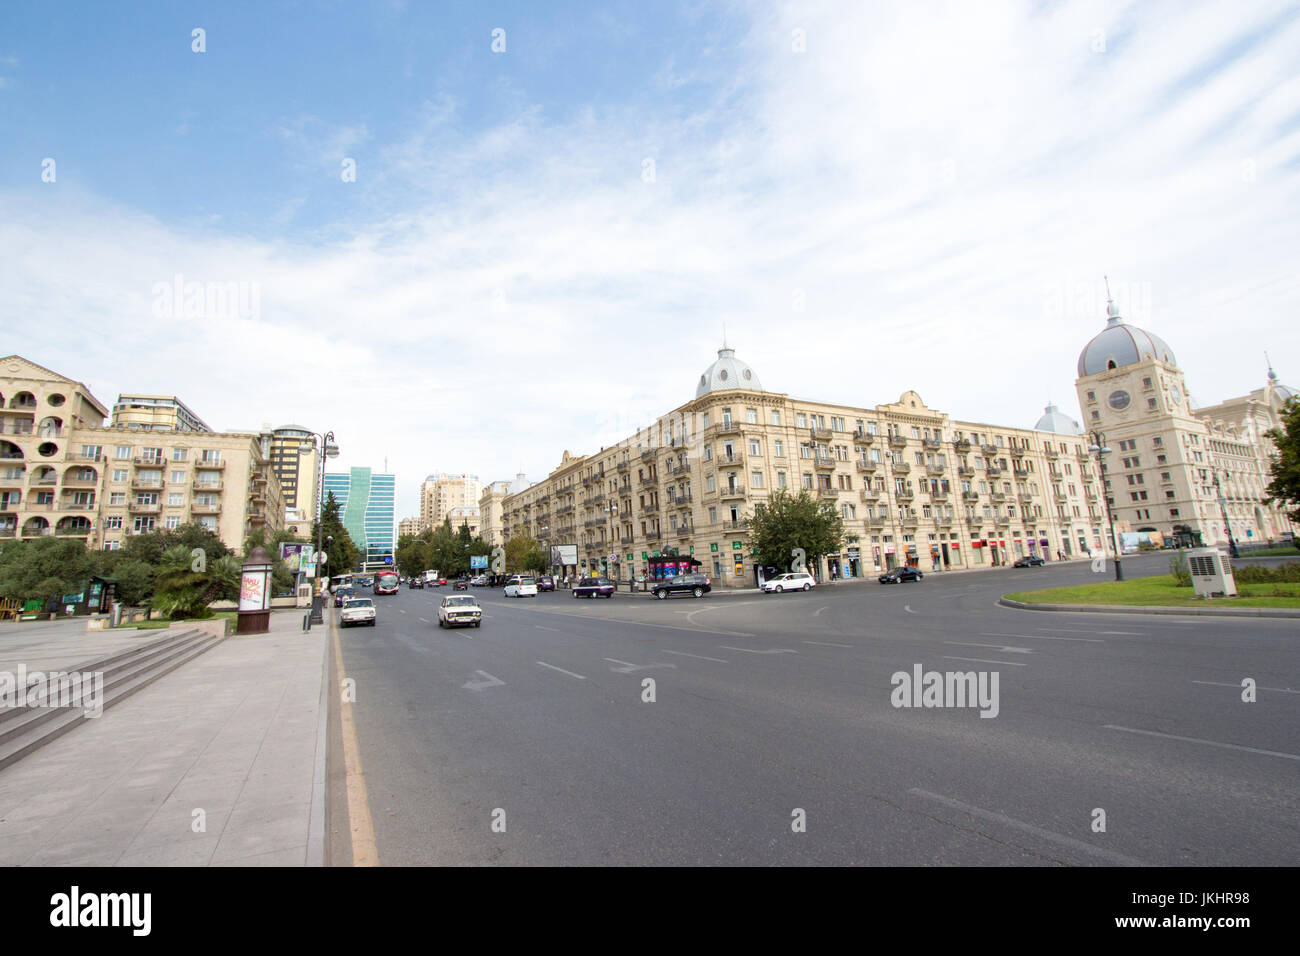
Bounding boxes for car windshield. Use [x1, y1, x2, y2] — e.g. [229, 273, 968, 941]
[345, 599, 373, 608]
[446, 597, 477, 607]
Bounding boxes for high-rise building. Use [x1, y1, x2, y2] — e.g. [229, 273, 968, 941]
[323, 467, 396, 570]
[419, 473, 482, 530]
[111, 394, 211, 432]
[268, 425, 319, 515]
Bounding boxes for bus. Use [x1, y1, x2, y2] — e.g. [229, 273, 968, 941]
[423, 570, 442, 586]
[329, 574, 354, 594]
[374, 570, 400, 595]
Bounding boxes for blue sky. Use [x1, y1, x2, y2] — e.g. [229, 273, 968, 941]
[2, 0, 1299, 518]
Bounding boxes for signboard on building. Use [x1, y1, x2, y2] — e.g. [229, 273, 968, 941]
[550, 544, 578, 566]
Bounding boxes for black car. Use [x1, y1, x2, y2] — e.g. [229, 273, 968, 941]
[408, 577, 424, 589]
[1013, 555, 1046, 568]
[537, 575, 556, 592]
[572, 577, 615, 598]
[651, 573, 712, 600]
[878, 567, 923, 584]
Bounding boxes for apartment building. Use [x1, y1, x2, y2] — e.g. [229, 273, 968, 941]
[111, 394, 212, 432]
[268, 425, 319, 515]
[477, 477, 521, 547]
[419, 473, 482, 530]
[1, 356, 284, 551]
[502, 334, 1294, 586]
[398, 516, 421, 539]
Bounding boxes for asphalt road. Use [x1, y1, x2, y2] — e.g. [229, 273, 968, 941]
[334, 555, 1299, 866]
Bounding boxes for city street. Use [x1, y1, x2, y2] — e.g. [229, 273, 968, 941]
[334, 555, 1299, 866]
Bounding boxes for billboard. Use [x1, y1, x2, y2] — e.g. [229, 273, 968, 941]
[550, 544, 578, 566]
[470, 554, 488, 570]
[280, 542, 316, 577]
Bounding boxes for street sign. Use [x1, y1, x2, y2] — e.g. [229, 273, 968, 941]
[710, 543, 718, 552]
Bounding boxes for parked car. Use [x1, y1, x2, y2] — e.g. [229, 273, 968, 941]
[339, 597, 376, 627]
[438, 595, 482, 628]
[537, 575, 556, 592]
[651, 573, 712, 600]
[572, 577, 615, 598]
[504, 576, 538, 598]
[1013, 556, 1046, 568]
[879, 567, 924, 584]
[761, 572, 816, 593]
[453, 579, 469, 591]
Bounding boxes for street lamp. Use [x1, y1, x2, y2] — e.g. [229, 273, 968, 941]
[1087, 429, 1124, 581]
[1212, 470, 1240, 558]
[302, 430, 339, 596]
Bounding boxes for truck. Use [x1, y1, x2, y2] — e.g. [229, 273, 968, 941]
[423, 570, 443, 586]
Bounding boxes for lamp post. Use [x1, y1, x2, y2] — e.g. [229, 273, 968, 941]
[301, 432, 339, 623]
[1212, 470, 1240, 558]
[1088, 429, 1123, 581]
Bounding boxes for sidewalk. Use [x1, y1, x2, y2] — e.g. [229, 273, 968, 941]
[0, 609, 329, 866]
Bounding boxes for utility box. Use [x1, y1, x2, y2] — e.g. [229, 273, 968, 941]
[296, 583, 313, 608]
[1187, 547, 1237, 598]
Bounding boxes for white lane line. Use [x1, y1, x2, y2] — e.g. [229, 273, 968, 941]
[662, 649, 729, 663]
[537, 661, 586, 679]
[1098, 631, 1142, 635]
[521, 607, 755, 638]
[719, 646, 799, 655]
[946, 641, 1032, 654]
[686, 602, 759, 629]
[399, 609, 407, 614]
[534, 625, 563, 632]
[908, 789, 1145, 866]
[904, 605, 916, 614]
[418, 618, 430, 624]
[813, 605, 830, 617]
[803, 640, 852, 648]
[462, 670, 505, 691]
[1192, 680, 1300, 694]
[1105, 725, 1300, 761]
[942, 655, 1028, 667]
[603, 658, 677, 673]
[980, 632, 1104, 643]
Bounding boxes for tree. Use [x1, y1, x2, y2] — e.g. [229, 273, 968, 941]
[243, 527, 303, 595]
[123, 523, 230, 568]
[150, 546, 241, 620]
[0, 538, 95, 602]
[311, 491, 361, 578]
[523, 549, 549, 574]
[748, 488, 844, 575]
[504, 534, 543, 574]
[1264, 396, 1300, 525]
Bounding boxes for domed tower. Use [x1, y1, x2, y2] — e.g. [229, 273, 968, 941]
[1073, 280, 1208, 547]
[696, 345, 764, 398]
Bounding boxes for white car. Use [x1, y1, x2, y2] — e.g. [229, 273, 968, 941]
[504, 576, 538, 598]
[762, 572, 816, 593]
[438, 595, 483, 628]
[339, 597, 377, 627]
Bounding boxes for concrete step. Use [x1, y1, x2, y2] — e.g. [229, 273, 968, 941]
[0, 630, 225, 772]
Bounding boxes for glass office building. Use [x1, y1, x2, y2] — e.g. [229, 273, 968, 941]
[323, 467, 396, 571]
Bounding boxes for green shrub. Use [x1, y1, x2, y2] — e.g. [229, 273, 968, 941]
[1232, 563, 1300, 584]
[1168, 552, 1192, 587]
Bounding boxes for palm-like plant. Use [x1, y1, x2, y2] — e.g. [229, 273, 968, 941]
[151, 546, 241, 619]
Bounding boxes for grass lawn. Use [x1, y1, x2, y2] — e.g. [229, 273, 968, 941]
[1006, 574, 1300, 609]
[1238, 546, 1300, 557]
[116, 610, 237, 629]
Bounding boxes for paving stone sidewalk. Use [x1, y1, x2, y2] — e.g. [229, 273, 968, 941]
[0, 610, 329, 866]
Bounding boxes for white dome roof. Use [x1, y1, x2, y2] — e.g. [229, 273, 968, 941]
[696, 347, 763, 398]
[1034, 403, 1082, 435]
[1077, 299, 1176, 377]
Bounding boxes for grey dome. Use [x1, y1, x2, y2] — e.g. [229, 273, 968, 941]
[1034, 403, 1082, 435]
[696, 347, 763, 398]
[1077, 298, 1176, 377]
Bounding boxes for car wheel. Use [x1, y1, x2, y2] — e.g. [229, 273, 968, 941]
[693, 587, 703, 598]
[474, 621, 480, 628]
[572, 590, 578, 599]
[802, 583, 811, 591]
[656, 590, 668, 600]
[775, 585, 783, 593]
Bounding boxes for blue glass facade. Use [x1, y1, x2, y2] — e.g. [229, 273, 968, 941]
[323, 467, 396, 570]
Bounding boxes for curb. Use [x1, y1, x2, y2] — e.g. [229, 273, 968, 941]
[306, 612, 331, 867]
[997, 597, 1300, 618]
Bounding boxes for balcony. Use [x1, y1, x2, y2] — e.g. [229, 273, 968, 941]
[644, 530, 661, 542]
[1010, 446, 1025, 458]
[639, 475, 658, 488]
[56, 525, 93, 537]
[666, 493, 693, 508]
[990, 492, 1006, 503]
[1045, 448, 1061, 460]
[671, 462, 692, 476]
[719, 486, 747, 501]
[896, 488, 914, 501]
[888, 434, 907, 450]
[713, 421, 741, 436]
[926, 463, 946, 476]
[640, 448, 656, 461]
[953, 438, 972, 452]
[981, 444, 999, 457]
[556, 504, 574, 516]
[962, 491, 980, 502]
[986, 466, 1003, 478]
[853, 429, 875, 444]
[59, 501, 96, 511]
[923, 438, 942, 449]
[811, 426, 832, 441]
[132, 456, 167, 468]
[29, 474, 58, 487]
[195, 459, 225, 470]
[128, 501, 161, 513]
[643, 501, 659, 514]
[677, 524, 694, 537]
[859, 488, 880, 502]
[817, 487, 839, 499]
[813, 455, 837, 471]
[582, 475, 593, 487]
[191, 502, 222, 514]
[616, 462, 629, 473]
[718, 452, 744, 466]
[901, 515, 919, 529]
[70, 451, 103, 462]
[131, 478, 164, 491]
[1018, 494, 1034, 506]
[930, 489, 949, 501]
[620, 534, 633, 545]
[590, 492, 605, 505]
[958, 466, 975, 478]
[867, 515, 887, 529]
[722, 518, 749, 531]
[856, 461, 876, 475]
[61, 475, 98, 487]
[891, 462, 911, 474]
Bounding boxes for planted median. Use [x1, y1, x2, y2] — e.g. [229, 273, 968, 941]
[1006, 561, 1300, 610]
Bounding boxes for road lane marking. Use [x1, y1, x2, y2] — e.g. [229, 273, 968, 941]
[719, 646, 798, 655]
[1098, 631, 1141, 635]
[908, 789, 1144, 866]
[1104, 725, 1300, 761]
[534, 625, 563, 632]
[942, 655, 1027, 667]
[904, 605, 916, 614]
[418, 618, 430, 624]
[603, 658, 677, 673]
[462, 670, 506, 691]
[399, 609, 406, 614]
[331, 614, 379, 866]
[813, 605, 830, 617]
[537, 661, 586, 679]
[1192, 680, 1299, 694]
[803, 640, 852, 648]
[979, 632, 1104, 643]
[511, 606, 755, 637]
[946, 642, 1032, 654]
[686, 602, 759, 629]
[662, 649, 729, 663]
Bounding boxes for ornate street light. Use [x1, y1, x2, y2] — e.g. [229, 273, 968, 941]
[1087, 429, 1123, 581]
[301, 431, 338, 615]
[1212, 470, 1240, 558]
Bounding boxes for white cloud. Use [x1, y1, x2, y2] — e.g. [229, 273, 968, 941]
[3, 0, 1298, 517]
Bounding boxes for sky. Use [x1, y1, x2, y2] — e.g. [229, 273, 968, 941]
[2, 0, 1298, 520]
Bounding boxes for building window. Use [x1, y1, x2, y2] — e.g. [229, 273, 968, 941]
[771, 410, 780, 426]
[172, 448, 188, 461]
[706, 475, 716, 493]
[1147, 398, 1158, 409]
[165, 515, 180, 529]
[777, 471, 787, 489]
[112, 469, 128, 483]
[104, 516, 122, 530]
[749, 439, 761, 456]
[802, 473, 813, 489]
[747, 408, 758, 425]
[751, 471, 764, 489]
[114, 446, 131, 460]
[774, 440, 784, 457]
